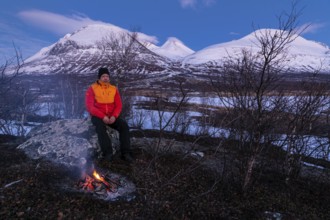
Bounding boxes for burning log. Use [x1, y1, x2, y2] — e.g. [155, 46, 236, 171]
[78, 169, 122, 195]
[75, 162, 135, 201]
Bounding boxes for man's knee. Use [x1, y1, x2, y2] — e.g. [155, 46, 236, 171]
[91, 117, 107, 133]
[116, 118, 129, 131]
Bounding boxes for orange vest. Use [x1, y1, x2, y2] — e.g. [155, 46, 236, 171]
[91, 82, 117, 103]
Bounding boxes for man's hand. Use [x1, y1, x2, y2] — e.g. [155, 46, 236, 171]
[109, 116, 116, 124]
[103, 116, 116, 124]
[103, 116, 110, 124]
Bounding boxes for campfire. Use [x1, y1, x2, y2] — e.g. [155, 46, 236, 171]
[78, 170, 121, 194]
[75, 165, 136, 201]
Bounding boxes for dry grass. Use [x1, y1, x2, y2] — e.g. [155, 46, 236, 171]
[0, 134, 329, 219]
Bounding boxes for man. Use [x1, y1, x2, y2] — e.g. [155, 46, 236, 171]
[85, 67, 133, 163]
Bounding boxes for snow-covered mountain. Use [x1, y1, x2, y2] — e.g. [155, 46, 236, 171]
[25, 23, 158, 63]
[20, 24, 330, 75]
[183, 29, 330, 72]
[146, 37, 195, 60]
[21, 23, 175, 75]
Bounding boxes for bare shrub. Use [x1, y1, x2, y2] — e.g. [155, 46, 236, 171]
[281, 75, 329, 182]
[210, 1, 307, 191]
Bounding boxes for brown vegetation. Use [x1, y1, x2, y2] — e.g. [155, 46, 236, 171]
[0, 134, 329, 219]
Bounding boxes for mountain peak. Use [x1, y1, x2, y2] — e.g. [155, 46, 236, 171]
[57, 23, 157, 46]
[183, 28, 330, 72]
[161, 37, 185, 48]
[149, 37, 194, 60]
[25, 23, 158, 63]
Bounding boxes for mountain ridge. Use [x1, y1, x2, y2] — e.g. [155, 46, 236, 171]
[183, 29, 330, 71]
[21, 23, 330, 75]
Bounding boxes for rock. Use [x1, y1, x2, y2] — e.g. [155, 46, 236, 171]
[16, 119, 137, 202]
[17, 119, 119, 167]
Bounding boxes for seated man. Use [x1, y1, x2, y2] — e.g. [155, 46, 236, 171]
[85, 67, 133, 163]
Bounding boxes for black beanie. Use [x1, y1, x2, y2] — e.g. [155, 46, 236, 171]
[98, 67, 110, 79]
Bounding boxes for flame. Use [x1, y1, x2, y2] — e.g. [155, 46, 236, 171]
[78, 169, 118, 193]
[93, 170, 105, 181]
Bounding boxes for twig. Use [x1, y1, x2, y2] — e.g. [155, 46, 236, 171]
[3, 179, 23, 188]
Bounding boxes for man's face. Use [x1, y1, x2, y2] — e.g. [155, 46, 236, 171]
[100, 74, 110, 83]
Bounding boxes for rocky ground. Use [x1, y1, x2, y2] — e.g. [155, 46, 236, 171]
[0, 134, 330, 220]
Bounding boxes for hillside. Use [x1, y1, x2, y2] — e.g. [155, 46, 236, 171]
[0, 133, 329, 219]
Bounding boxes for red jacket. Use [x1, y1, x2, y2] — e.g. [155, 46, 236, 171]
[85, 80, 122, 119]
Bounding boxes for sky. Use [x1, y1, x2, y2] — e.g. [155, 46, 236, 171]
[1, 0, 330, 63]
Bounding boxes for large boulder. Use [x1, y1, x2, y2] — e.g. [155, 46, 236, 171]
[17, 119, 137, 202]
[17, 119, 119, 167]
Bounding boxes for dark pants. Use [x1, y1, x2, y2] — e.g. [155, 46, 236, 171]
[91, 116, 131, 157]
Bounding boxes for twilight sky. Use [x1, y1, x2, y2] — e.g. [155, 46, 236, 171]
[1, 0, 329, 63]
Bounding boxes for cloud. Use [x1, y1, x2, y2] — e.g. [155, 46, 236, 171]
[297, 22, 327, 35]
[0, 19, 51, 63]
[179, 0, 215, 9]
[0, 10, 103, 63]
[179, 0, 197, 8]
[1, 9, 107, 63]
[0, 9, 158, 63]
[17, 9, 105, 36]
